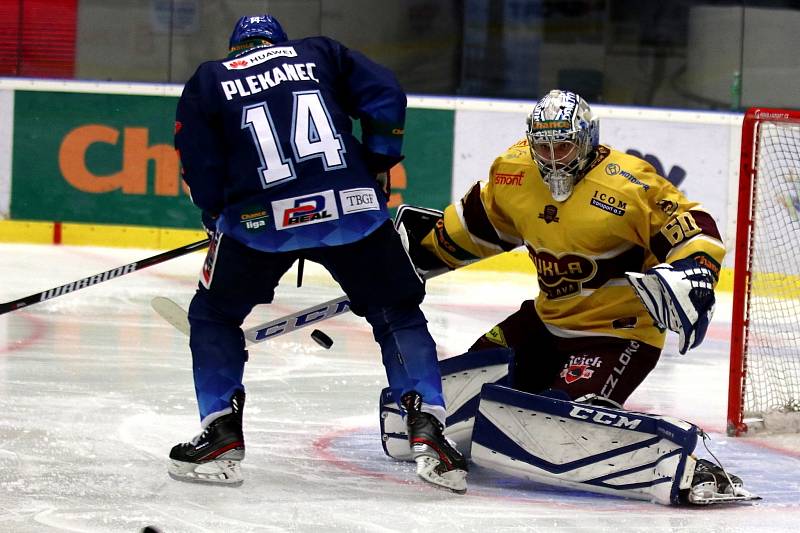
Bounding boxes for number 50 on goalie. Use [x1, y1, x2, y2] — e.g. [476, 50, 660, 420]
[660, 212, 702, 246]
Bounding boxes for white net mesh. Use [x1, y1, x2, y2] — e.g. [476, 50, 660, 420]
[742, 118, 800, 432]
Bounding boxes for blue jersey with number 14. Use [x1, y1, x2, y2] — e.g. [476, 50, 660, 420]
[175, 36, 406, 252]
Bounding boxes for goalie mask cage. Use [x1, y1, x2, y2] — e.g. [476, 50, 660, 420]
[728, 107, 800, 436]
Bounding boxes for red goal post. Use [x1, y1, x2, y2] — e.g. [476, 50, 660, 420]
[728, 107, 800, 436]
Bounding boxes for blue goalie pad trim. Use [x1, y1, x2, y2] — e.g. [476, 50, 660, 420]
[439, 348, 513, 426]
[477, 384, 698, 448]
[472, 384, 699, 504]
[584, 449, 683, 490]
[379, 348, 513, 459]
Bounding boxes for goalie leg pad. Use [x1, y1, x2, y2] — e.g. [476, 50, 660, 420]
[470, 384, 700, 505]
[380, 348, 513, 461]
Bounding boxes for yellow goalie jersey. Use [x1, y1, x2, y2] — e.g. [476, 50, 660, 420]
[422, 141, 726, 348]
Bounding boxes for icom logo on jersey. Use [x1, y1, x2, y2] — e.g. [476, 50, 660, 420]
[591, 191, 627, 216]
[339, 188, 380, 214]
[272, 190, 339, 230]
[223, 46, 298, 70]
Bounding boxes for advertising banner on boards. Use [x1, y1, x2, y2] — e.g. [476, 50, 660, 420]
[10, 90, 454, 228]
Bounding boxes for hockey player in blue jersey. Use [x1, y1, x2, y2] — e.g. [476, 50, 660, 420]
[168, 14, 467, 492]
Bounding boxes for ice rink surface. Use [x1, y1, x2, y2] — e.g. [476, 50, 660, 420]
[1, 243, 799, 533]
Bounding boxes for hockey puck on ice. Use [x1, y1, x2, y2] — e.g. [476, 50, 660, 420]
[311, 329, 333, 349]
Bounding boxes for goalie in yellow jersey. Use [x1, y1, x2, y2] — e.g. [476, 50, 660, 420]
[381, 89, 758, 505]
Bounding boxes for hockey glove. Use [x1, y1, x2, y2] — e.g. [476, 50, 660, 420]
[394, 204, 453, 278]
[364, 151, 403, 201]
[375, 169, 391, 200]
[625, 258, 716, 355]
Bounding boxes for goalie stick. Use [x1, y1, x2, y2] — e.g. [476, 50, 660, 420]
[0, 239, 210, 316]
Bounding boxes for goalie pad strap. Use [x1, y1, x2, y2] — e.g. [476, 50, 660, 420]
[471, 384, 699, 505]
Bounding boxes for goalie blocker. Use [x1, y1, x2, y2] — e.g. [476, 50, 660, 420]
[379, 349, 758, 505]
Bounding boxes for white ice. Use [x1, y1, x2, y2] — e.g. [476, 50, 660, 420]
[1, 243, 799, 533]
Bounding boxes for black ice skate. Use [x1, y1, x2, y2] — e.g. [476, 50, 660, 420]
[683, 458, 760, 505]
[168, 390, 246, 486]
[401, 391, 468, 494]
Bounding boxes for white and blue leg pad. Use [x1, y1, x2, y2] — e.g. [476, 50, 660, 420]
[380, 347, 513, 461]
[470, 384, 700, 505]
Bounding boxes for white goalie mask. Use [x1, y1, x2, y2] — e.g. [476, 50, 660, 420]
[526, 90, 599, 202]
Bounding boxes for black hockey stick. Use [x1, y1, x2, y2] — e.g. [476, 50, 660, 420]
[0, 238, 210, 315]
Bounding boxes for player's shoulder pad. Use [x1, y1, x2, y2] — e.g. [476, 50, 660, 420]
[490, 139, 535, 181]
[498, 138, 532, 162]
[587, 146, 665, 197]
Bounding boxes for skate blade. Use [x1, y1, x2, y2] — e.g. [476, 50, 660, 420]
[414, 456, 467, 494]
[168, 459, 243, 486]
[688, 485, 761, 505]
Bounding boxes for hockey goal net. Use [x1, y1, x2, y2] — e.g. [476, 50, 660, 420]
[728, 107, 800, 436]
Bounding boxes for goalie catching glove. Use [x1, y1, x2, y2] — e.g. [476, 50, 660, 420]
[626, 258, 716, 355]
[394, 204, 453, 278]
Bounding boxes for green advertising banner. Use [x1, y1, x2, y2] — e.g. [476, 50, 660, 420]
[10, 90, 454, 228]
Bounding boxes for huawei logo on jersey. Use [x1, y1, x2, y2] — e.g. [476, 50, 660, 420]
[228, 60, 249, 69]
[527, 246, 596, 299]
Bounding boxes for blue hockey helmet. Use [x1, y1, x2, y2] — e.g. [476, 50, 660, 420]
[229, 15, 288, 49]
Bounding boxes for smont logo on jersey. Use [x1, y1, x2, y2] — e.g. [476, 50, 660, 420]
[568, 406, 642, 429]
[223, 46, 298, 70]
[339, 188, 379, 214]
[272, 190, 339, 230]
[494, 172, 524, 186]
